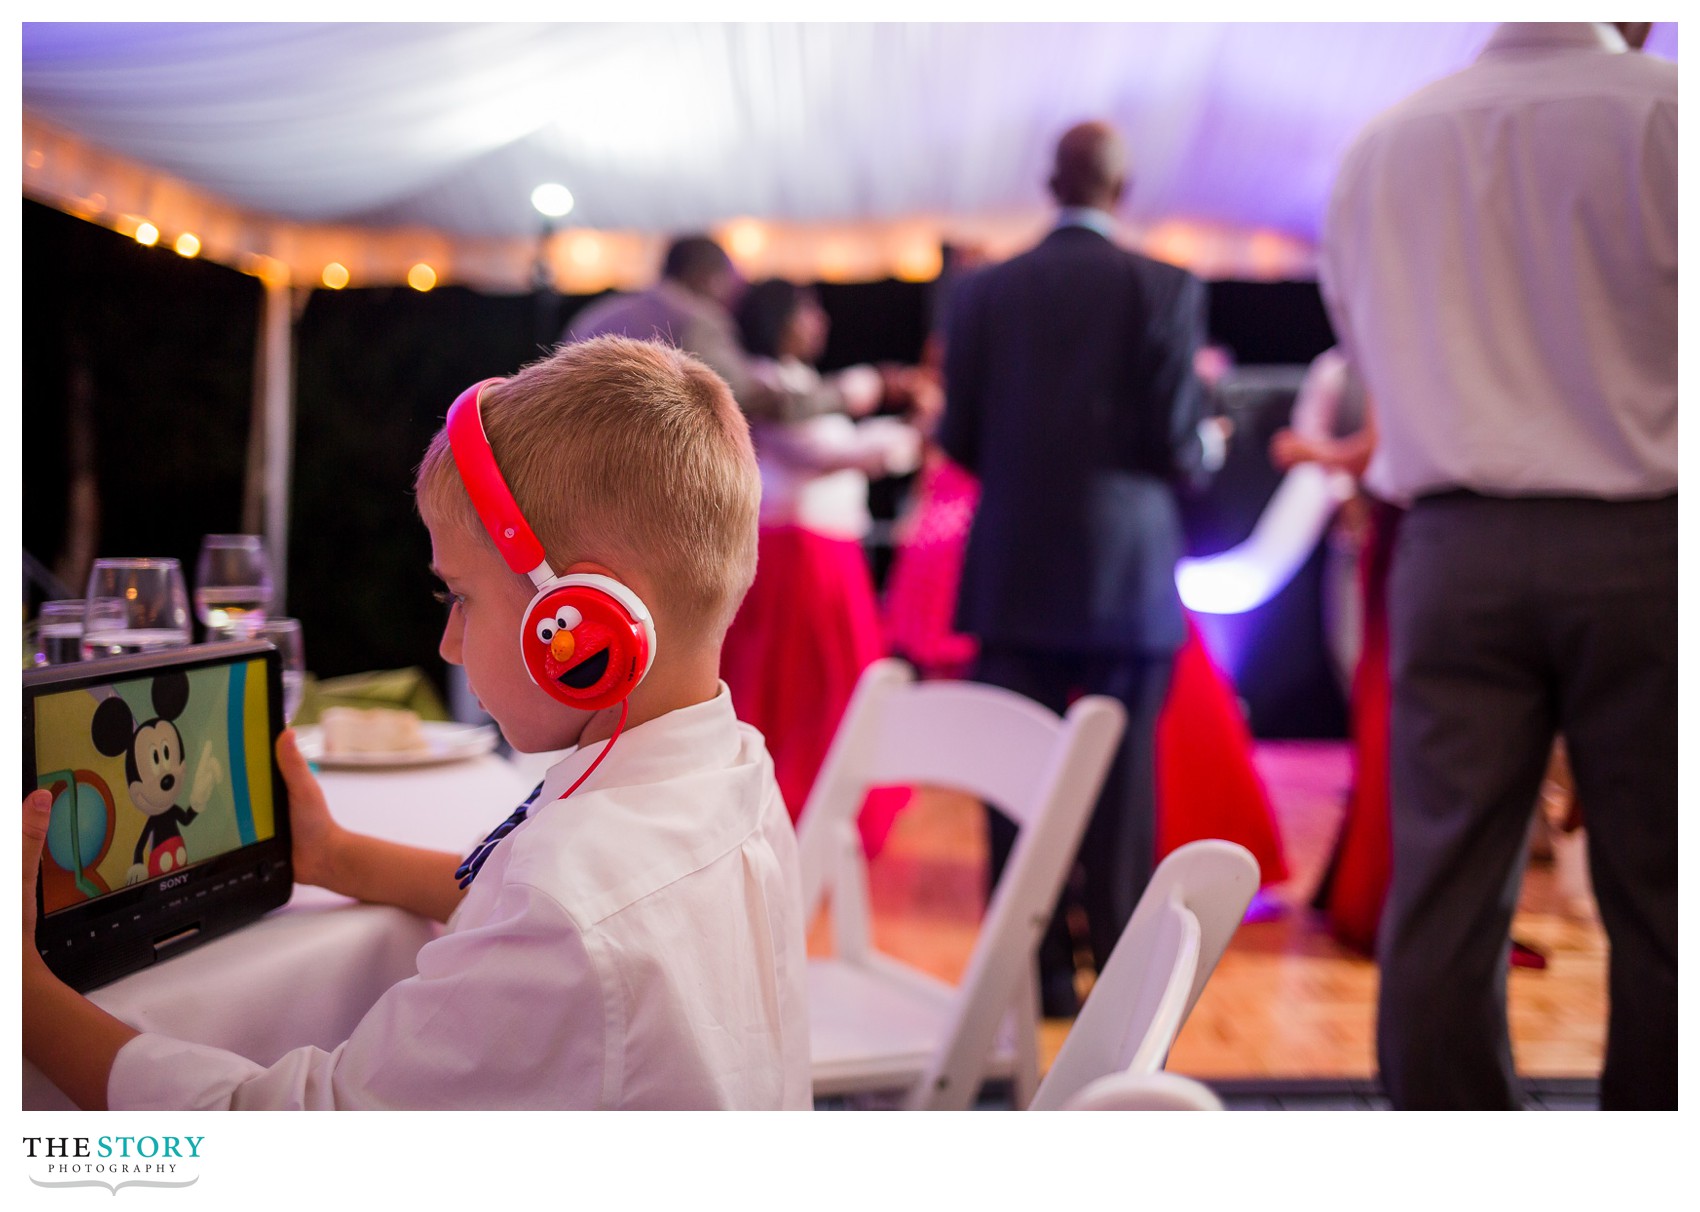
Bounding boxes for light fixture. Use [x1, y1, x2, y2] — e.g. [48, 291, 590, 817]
[531, 183, 575, 219]
[134, 222, 159, 247]
[724, 219, 767, 260]
[408, 263, 437, 292]
[568, 233, 602, 267]
[893, 240, 942, 283]
[321, 262, 350, 290]
[174, 233, 201, 258]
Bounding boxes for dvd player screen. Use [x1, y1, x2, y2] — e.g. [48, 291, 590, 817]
[33, 655, 280, 914]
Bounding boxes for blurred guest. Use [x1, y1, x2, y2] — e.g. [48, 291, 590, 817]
[1273, 380, 1551, 972]
[1270, 346, 1374, 692]
[718, 279, 922, 854]
[1191, 342, 1235, 420]
[1322, 22, 1674, 1109]
[565, 235, 882, 424]
[938, 120, 1224, 1016]
[882, 245, 990, 682]
[1270, 377, 1397, 956]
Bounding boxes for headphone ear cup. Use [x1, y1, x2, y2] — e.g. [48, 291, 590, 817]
[520, 580, 653, 711]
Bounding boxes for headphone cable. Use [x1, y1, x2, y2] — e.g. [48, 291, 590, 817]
[557, 698, 629, 802]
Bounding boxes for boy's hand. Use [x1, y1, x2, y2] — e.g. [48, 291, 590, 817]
[24, 787, 138, 1111]
[22, 790, 52, 962]
[277, 730, 345, 891]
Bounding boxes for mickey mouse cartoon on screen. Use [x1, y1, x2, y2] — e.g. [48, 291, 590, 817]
[91, 670, 224, 884]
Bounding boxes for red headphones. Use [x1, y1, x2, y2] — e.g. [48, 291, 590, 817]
[445, 379, 657, 712]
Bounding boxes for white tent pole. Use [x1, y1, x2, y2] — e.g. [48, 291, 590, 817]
[257, 278, 297, 611]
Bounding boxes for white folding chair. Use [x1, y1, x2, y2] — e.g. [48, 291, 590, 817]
[1060, 1070, 1225, 1111]
[1027, 839, 1258, 1111]
[799, 658, 1125, 1110]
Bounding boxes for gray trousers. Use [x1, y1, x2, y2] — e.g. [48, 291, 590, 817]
[1377, 493, 1677, 1109]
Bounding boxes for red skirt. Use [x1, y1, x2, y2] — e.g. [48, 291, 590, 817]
[881, 452, 980, 680]
[1318, 500, 1402, 953]
[721, 524, 911, 858]
[1156, 617, 1290, 887]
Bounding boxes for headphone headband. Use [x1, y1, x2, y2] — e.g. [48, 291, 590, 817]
[446, 379, 554, 588]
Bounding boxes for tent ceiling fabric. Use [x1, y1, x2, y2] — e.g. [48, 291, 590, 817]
[20, 22, 1678, 287]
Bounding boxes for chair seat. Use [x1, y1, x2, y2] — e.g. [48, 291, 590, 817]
[807, 957, 1017, 1098]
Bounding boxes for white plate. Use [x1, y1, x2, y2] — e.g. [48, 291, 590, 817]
[294, 721, 501, 769]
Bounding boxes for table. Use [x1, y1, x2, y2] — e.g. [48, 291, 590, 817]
[23, 747, 556, 1109]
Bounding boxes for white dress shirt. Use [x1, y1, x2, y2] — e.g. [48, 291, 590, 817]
[108, 686, 813, 1110]
[751, 357, 921, 541]
[1320, 22, 1676, 504]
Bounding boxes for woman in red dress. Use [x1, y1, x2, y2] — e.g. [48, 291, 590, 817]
[719, 280, 923, 856]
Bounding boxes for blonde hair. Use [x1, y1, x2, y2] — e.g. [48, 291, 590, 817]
[416, 336, 760, 648]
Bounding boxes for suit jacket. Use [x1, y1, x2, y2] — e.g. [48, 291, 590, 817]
[566, 281, 850, 424]
[938, 224, 1207, 656]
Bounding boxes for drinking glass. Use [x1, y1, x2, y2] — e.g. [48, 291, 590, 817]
[255, 617, 306, 724]
[28, 600, 91, 666]
[195, 534, 274, 639]
[81, 558, 192, 659]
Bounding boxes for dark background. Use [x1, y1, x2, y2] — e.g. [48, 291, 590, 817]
[22, 198, 1345, 737]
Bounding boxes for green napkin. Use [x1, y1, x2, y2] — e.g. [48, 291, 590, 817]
[292, 666, 450, 727]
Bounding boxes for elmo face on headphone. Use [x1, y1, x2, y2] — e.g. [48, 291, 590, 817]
[521, 585, 648, 711]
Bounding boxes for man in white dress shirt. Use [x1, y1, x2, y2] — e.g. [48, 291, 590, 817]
[23, 338, 812, 1109]
[1320, 22, 1675, 1109]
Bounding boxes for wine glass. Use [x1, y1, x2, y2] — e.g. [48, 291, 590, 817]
[81, 559, 192, 659]
[195, 534, 274, 639]
[255, 617, 306, 725]
[28, 600, 90, 666]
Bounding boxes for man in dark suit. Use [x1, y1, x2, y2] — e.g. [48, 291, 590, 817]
[938, 120, 1217, 1017]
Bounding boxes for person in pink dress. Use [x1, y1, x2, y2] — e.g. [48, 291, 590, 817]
[719, 280, 924, 856]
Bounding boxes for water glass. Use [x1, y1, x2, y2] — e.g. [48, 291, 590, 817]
[195, 534, 274, 639]
[28, 600, 90, 666]
[255, 617, 306, 724]
[81, 558, 192, 659]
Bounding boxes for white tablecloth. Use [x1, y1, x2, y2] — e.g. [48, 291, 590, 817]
[23, 748, 550, 1109]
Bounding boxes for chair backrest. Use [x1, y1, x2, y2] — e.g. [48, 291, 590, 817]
[1027, 839, 1259, 1111]
[1060, 1070, 1224, 1111]
[795, 658, 1127, 1111]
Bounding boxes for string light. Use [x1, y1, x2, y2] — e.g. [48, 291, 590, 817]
[817, 242, 854, 283]
[321, 262, 350, 290]
[893, 240, 942, 283]
[724, 218, 767, 260]
[134, 222, 159, 247]
[407, 263, 437, 292]
[568, 233, 602, 267]
[174, 232, 201, 258]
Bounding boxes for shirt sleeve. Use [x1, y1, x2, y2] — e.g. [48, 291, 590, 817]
[108, 882, 614, 1110]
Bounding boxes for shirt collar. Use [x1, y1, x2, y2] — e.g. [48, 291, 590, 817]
[537, 681, 743, 802]
[1479, 22, 1627, 60]
[1054, 207, 1117, 239]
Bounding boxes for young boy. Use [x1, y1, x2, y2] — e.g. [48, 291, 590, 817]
[21, 336, 812, 1109]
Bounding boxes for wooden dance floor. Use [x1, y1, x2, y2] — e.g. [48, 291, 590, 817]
[806, 739, 1609, 1085]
